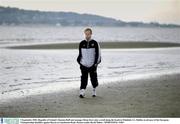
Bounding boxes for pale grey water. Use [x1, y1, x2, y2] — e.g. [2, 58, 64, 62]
[0, 26, 180, 101]
[1, 48, 180, 101]
[0, 26, 180, 46]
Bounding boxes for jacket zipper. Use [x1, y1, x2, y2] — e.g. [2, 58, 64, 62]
[87, 41, 89, 48]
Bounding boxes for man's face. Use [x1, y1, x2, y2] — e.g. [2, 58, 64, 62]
[84, 31, 92, 41]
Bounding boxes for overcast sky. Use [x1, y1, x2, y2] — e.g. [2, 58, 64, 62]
[0, 0, 180, 24]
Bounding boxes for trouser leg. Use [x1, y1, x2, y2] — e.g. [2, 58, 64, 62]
[89, 66, 98, 88]
[80, 65, 88, 90]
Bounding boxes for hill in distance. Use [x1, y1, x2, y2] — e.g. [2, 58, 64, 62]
[0, 6, 179, 28]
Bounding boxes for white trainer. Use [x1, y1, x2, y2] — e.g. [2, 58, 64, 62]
[92, 88, 96, 97]
[79, 89, 85, 98]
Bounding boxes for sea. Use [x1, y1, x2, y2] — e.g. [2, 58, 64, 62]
[0, 26, 180, 101]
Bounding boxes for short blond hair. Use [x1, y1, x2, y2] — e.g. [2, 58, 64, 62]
[84, 28, 92, 34]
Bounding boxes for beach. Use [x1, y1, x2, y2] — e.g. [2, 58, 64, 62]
[0, 73, 180, 117]
[1, 43, 180, 117]
[1, 26, 180, 118]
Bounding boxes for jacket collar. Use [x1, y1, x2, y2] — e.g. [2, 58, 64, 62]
[85, 38, 93, 42]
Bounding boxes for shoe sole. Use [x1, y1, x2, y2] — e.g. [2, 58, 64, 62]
[79, 95, 85, 98]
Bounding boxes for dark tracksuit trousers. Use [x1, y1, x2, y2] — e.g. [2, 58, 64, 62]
[80, 65, 98, 89]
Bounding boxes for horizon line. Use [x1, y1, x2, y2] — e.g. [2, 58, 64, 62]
[0, 5, 180, 26]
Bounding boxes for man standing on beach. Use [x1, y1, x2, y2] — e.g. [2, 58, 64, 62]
[77, 28, 101, 98]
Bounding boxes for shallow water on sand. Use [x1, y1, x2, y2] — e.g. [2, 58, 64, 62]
[1, 47, 180, 101]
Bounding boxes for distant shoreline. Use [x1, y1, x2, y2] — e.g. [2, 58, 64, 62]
[1, 6, 180, 28]
[6, 41, 180, 49]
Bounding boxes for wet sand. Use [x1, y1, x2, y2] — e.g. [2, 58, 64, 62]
[0, 73, 180, 117]
[6, 41, 180, 49]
